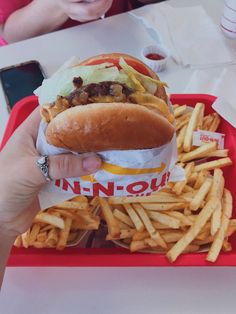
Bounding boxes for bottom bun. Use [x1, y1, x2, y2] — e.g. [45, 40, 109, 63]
[46, 102, 175, 152]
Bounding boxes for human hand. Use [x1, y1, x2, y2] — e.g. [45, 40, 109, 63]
[57, 0, 113, 22]
[0, 108, 101, 239]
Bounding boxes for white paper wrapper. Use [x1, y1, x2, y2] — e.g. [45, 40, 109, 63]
[35, 58, 183, 209]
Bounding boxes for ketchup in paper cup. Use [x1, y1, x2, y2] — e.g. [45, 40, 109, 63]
[141, 44, 170, 72]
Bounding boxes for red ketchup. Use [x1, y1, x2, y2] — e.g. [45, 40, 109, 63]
[145, 53, 164, 61]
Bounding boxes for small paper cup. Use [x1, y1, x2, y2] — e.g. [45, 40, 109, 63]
[221, 16, 236, 38]
[141, 45, 170, 73]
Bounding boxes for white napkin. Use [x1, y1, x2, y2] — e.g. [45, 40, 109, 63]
[131, 4, 235, 67]
[184, 67, 236, 128]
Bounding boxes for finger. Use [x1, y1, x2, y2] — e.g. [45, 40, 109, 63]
[18, 106, 41, 140]
[33, 153, 102, 184]
[67, 0, 112, 21]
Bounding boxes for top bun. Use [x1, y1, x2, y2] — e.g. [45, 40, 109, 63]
[46, 102, 175, 152]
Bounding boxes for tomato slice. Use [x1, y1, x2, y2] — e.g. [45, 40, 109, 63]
[83, 57, 151, 77]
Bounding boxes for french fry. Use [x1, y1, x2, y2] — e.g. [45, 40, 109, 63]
[196, 227, 211, 241]
[174, 104, 187, 117]
[177, 125, 187, 149]
[176, 113, 192, 131]
[29, 224, 41, 245]
[211, 201, 222, 236]
[52, 209, 97, 227]
[167, 198, 219, 262]
[222, 240, 232, 252]
[194, 157, 232, 172]
[202, 114, 214, 130]
[144, 238, 159, 247]
[46, 228, 59, 248]
[55, 201, 89, 210]
[106, 229, 136, 240]
[178, 152, 184, 160]
[207, 169, 224, 201]
[197, 104, 204, 129]
[124, 204, 144, 232]
[140, 202, 186, 211]
[208, 169, 225, 236]
[183, 102, 204, 152]
[184, 208, 192, 216]
[109, 194, 186, 204]
[71, 195, 88, 203]
[189, 178, 212, 211]
[166, 211, 195, 226]
[172, 162, 194, 195]
[34, 212, 65, 229]
[21, 230, 30, 248]
[132, 231, 149, 241]
[14, 235, 22, 248]
[208, 113, 220, 132]
[113, 208, 135, 228]
[181, 191, 196, 201]
[39, 225, 54, 232]
[130, 240, 148, 252]
[57, 217, 73, 250]
[118, 221, 131, 230]
[206, 149, 229, 158]
[182, 185, 194, 193]
[37, 231, 48, 242]
[118, 229, 136, 239]
[71, 220, 100, 230]
[151, 221, 177, 229]
[181, 142, 217, 162]
[227, 219, 236, 236]
[148, 211, 181, 229]
[32, 241, 46, 249]
[99, 197, 120, 238]
[194, 170, 209, 189]
[188, 172, 198, 186]
[161, 231, 185, 243]
[207, 190, 233, 262]
[89, 196, 99, 211]
[133, 203, 167, 249]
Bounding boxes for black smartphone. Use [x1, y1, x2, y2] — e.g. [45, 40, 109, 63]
[0, 60, 46, 112]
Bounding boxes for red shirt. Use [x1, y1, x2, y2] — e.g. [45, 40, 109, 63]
[0, 0, 131, 25]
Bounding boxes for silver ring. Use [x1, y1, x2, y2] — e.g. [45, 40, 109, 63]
[36, 155, 52, 182]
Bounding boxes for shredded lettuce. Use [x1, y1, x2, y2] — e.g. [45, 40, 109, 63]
[35, 62, 131, 105]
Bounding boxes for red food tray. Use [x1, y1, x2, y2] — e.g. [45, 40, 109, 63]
[2, 94, 236, 267]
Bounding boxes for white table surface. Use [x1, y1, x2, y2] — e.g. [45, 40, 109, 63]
[1, 1, 236, 313]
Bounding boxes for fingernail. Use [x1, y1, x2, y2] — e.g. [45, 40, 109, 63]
[83, 156, 101, 172]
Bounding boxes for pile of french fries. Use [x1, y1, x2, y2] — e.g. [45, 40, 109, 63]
[100, 103, 235, 262]
[14, 196, 100, 250]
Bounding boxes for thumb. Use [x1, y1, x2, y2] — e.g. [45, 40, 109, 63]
[48, 153, 102, 180]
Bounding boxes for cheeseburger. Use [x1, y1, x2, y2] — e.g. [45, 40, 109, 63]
[40, 53, 175, 152]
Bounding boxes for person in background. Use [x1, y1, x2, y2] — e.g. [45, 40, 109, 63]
[0, 107, 102, 288]
[0, 0, 164, 43]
